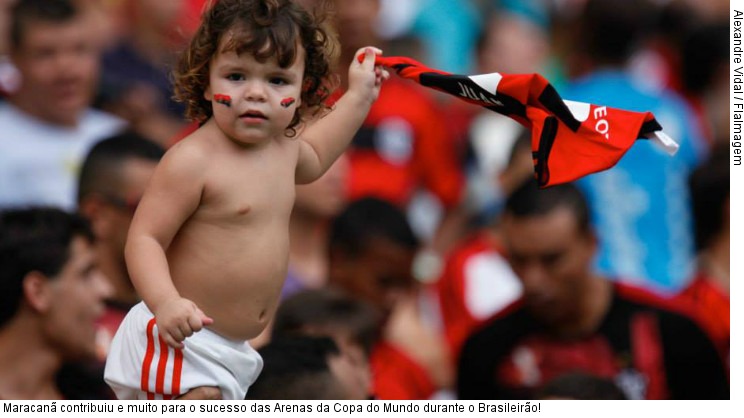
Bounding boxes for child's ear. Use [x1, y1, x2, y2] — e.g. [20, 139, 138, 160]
[204, 85, 213, 102]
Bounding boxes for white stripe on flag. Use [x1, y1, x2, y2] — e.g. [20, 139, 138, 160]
[468, 73, 503, 95]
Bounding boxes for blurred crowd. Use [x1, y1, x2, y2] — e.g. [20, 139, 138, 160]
[0, 0, 730, 400]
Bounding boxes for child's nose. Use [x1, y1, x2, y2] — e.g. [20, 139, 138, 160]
[244, 81, 267, 101]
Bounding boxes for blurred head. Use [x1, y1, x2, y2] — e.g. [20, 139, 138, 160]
[477, 9, 550, 74]
[122, 0, 188, 50]
[246, 335, 349, 399]
[0, 0, 17, 54]
[0, 208, 112, 360]
[173, 0, 339, 134]
[689, 146, 729, 252]
[273, 288, 383, 399]
[328, 197, 419, 312]
[681, 22, 729, 141]
[294, 153, 349, 218]
[680, 0, 728, 22]
[501, 180, 595, 327]
[9, 0, 99, 126]
[574, 0, 655, 67]
[132, 0, 183, 29]
[328, 0, 380, 52]
[78, 131, 164, 259]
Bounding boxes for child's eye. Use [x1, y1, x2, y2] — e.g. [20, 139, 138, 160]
[227, 73, 244, 81]
[269, 77, 288, 86]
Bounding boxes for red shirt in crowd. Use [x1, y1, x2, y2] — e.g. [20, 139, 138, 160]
[435, 231, 522, 361]
[369, 341, 436, 400]
[346, 77, 464, 209]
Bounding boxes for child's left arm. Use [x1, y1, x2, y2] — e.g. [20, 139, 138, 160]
[295, 47, 388, 184]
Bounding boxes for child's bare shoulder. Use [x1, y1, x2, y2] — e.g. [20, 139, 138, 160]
[144, 137, 211, 194]
[161, 129, 213, 173]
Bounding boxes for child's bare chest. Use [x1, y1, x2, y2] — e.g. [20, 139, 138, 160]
[199, 144, 297, 222]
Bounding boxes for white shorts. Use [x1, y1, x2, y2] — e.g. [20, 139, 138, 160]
[104, 302, 263, 400]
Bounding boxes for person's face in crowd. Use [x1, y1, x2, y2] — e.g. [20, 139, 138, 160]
[79, 157, 157, 267]
[133, 0, 182, 28]
[502, 207, 596, 327]
[326, 338, 371, 400]
[327, 331, 372, 400]
[682, 0, 728, 21]
[329, 237, 416, 313]
[294, 154, 349, 219]
[10, 14, 99, 126]
[131, 0, 186, 45]
[38, 236, 113, 360]
[330, 0, 380, 51]
[478, 13, 549, 75]
[101, 158, 158, 257]
[0, 0, 17, 54]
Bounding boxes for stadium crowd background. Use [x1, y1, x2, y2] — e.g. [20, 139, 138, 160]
[0, 0, 731, 400]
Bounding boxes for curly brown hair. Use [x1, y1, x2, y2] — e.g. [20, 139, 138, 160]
[173, 0, 339, 135]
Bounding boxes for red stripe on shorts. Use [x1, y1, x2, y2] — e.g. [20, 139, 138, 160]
[156, 334, 170, 394]
[172, 348, 184, 395]
[141, 318, 157, 392]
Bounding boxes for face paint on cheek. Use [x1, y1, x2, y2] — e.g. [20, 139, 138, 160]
[281, 97, 296, 108]
[214, 94, 232, 107]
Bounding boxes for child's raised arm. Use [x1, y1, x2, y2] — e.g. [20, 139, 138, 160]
[125, 143, 213, 349]
[295, 47, 388, 184]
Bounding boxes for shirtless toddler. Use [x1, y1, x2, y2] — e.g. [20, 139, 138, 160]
[104, 0, 387, 400]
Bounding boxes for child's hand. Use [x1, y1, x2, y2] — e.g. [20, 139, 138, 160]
[348, 46, 389, 104]
[154, 297, 214, 349]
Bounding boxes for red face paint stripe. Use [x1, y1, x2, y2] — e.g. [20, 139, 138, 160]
[214, 94, 231, 107]
[281, 97, 296, 108]
[140, 318, 157, 392]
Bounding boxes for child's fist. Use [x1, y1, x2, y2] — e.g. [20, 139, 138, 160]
[154, 297, 213, 349]
[349, 46, 389, 103]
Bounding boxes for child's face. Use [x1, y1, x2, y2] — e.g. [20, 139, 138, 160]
[205, 36, 305, 145]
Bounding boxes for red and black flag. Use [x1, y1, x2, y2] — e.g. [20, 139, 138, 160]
[368, 56, 678, 187]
